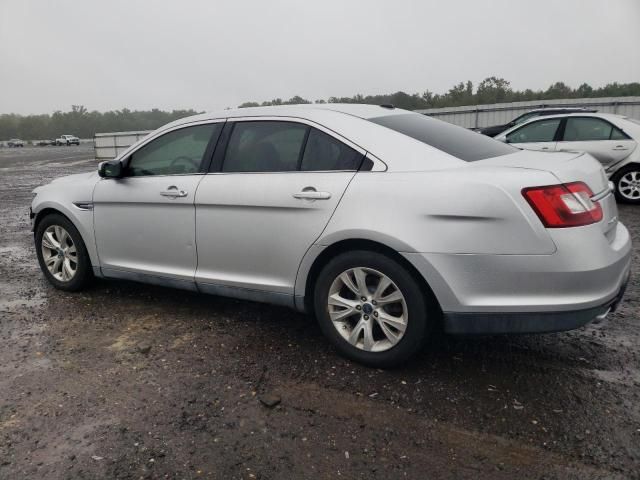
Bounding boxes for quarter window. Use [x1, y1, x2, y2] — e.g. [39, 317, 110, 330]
[563, 117, 628, 141]
[223, 121, 307, 172]
[506, 118, 561, 143]
[301, 128, 363, 171]
[126, 124, 220, 177]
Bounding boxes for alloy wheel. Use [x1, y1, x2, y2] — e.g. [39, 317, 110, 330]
[618, 171, 640, 201]
[41, 225, 77, 282]
[327, 267, 408, 352]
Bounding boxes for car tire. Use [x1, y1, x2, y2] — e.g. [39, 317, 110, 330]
[612, 165, 640, 204]
[35, 213, 93, 291]
[313, 250, 433, 368]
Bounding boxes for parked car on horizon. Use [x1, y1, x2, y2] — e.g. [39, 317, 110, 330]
[37, 139, 55, 146]
[7, 138, 25, 147]
[30, 104, 631, 367]
[479, 107, 598, 137]
[496, 113, 640, 204]
[56, 134, 80, 146]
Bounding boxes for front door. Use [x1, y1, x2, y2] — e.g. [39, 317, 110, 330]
[93, 122, 223, 287]
[194, 120, 365, 303]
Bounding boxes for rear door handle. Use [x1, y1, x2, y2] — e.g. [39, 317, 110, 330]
[613, 145, 629, 151]
[293, 187, 331, 200]
[160, 186, 188, 198]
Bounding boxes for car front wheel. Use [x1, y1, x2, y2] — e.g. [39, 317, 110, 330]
[613, 165, 640, 204]
[314, 250, 433, 368]
[35, 214, 93, 291]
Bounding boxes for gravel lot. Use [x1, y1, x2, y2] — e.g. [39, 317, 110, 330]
[1, 145, 639, 479]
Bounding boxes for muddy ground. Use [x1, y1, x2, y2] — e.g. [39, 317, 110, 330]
[0, 145, 639, 479]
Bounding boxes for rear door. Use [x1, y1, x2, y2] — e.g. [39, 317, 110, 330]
[194, 118, 364, 301]
[505, 117, 562, 152]
[555, 116, 637, 168]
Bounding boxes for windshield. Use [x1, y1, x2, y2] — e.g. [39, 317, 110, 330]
[368, 113, 518, 162]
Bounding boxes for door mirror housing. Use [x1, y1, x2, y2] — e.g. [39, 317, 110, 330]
[98, 160, 123, 178]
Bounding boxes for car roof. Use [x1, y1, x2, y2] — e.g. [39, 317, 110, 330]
[525, 107, 596, 113]
[168, 103, 407, 128]
[522, 112, 626, 121]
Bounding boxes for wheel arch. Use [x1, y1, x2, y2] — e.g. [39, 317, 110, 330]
[611, 162, 640, 203]
[298, 238, 443, 320]
[32, 204, 99, 267]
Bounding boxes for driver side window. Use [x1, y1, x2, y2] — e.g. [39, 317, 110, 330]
[126, 123, 221, 177]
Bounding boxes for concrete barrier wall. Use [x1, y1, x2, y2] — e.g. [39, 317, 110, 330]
[415, 96, 640, 129]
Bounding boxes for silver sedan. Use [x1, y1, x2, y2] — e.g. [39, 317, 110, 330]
[31, 104, 632, 367]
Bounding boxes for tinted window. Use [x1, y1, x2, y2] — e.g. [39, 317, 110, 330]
[127, 124, 219, 177]
[506, 118, 561, 143]
[223, 121, 307, 172]
[563, 117, 627, 141]
[369, 113, 517, 162]
[301, 128, 363, 171]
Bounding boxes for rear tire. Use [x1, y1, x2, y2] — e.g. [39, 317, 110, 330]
[313, 250, 433, 368]
[612, 165, 640, 204]
[35, 213, 93, 291]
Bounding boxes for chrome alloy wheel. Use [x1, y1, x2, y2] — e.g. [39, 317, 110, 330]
[41, 225, 77, 282]
[618, 171, 640, 201]
[327, 267, 408, 352]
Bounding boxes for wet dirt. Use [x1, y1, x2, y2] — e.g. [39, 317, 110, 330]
[0, 145, 639, 479]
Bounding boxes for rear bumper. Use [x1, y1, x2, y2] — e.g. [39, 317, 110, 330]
[402, 221, 632, 334]
[442, 269, 629, 334]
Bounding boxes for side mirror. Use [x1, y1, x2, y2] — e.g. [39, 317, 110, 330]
[98, 160, 123, 178]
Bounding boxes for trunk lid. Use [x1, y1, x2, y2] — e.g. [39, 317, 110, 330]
[477, 149, 618, 239]
[478, 149, 610, 194]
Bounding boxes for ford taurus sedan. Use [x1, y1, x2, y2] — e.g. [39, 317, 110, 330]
[30, 104, 632, 367]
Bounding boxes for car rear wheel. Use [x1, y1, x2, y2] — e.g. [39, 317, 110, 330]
[314, 250, 433, 368]
[612, 165, 640, 204]
[35, 214, 93, 291]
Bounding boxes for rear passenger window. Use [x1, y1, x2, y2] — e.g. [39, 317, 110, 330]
[563, 117, 614, 141]
[301, 129, 363, 171]
[610, 128, 629, 140]
[223, 121, 307, 172]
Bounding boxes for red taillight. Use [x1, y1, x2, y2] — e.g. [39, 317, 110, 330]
[522, 182, 603, 228]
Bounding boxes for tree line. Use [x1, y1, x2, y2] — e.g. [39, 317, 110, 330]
[0, 106, 201, 141]
[2, 78, 639, 140]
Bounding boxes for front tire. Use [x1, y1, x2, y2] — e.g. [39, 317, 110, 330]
[612, 165, 640, 204]
[313, 250, 433, 368]
[35, 213, 93, 291]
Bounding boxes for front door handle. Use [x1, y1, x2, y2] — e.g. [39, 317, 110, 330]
[293, 187, 331, 200]
[160, 186, 188, 198]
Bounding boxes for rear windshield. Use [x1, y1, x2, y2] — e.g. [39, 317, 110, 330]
[368, 113, 518, 162]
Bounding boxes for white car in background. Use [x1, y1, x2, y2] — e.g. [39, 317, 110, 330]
[496, 113, 640, 203]
[56, 134, 80, 146]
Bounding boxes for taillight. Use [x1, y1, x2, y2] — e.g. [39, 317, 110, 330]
[522, 182, 603, 228]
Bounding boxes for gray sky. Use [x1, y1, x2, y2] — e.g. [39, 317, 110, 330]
[1, 0, 639, 115]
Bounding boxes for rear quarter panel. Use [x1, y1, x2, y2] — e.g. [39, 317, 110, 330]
[317, 167, 559, 255]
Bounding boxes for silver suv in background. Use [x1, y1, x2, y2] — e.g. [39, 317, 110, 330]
[30, 104, 631, 367]
[496, 113, 640, 203]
